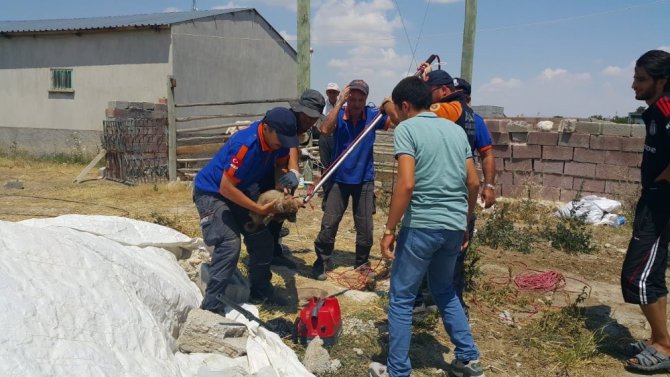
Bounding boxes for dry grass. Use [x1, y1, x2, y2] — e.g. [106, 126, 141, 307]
[0, 155, 647, 376]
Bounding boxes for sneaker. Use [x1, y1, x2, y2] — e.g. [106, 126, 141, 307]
[368, 362, 389, 377]
[356, 264, 377, 278]
[450, 358, 485, 377]
[271, 254, 297, 269]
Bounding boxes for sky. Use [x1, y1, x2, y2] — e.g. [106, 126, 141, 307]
[2, 0, 669, 118]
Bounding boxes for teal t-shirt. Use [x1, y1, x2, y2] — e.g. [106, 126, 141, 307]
[393, 112, 472, 230]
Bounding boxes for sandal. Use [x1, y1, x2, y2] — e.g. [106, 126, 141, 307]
[627, 346, 670, 372]
[625, 339, 649, 357]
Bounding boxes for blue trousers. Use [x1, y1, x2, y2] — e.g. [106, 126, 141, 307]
[387, 227, 480, 377]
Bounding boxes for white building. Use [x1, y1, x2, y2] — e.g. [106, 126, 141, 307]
[0, 9, 297, 157]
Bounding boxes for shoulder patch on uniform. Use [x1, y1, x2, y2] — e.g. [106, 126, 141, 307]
[430, 103, 440, 111]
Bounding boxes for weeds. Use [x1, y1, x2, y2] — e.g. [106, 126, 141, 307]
[519, 287, 603, 372]
[543, 192, 597, 254]
[477, 203, 536, 253]
[463, 236, 482, 291]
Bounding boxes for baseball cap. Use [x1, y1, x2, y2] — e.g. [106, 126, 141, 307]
[454, 77, 472, 96]
[348, 79, 369, 96]
[289, 89, 326, 119]
[264, 107, 298, 148]
[425, 70, 454, 87]
[326, 82, 340, 92]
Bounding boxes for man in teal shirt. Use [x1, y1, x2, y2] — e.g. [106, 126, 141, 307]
[377, 76, 484, 377]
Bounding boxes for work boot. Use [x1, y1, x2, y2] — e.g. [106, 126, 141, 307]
[313, 242, 335, 280]
[311, 258, 334, 281]
[355, 263, 377, 278]
[355, 245, 372, 269]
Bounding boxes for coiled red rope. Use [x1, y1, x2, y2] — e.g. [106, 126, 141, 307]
[513, 270, 566, 292]
[474, 261, 592, 322]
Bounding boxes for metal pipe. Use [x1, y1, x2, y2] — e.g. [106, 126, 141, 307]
[303, 54, 438, 204]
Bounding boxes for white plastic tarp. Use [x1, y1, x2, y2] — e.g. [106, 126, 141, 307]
[556, 195, 622, 225]
[0, 215, 312, 377]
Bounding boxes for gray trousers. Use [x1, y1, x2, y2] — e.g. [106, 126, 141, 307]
[193, 189, 274, 312]
[314, 181, 375, 268]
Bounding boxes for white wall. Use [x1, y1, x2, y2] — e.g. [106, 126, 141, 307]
[0, 29, 171, 132]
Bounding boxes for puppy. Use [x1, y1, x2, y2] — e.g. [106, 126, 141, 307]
[244, 189, 300, 233]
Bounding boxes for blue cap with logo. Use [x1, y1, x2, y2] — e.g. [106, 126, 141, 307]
[425, 70, 454, 87]
[264, 107, 298, 148]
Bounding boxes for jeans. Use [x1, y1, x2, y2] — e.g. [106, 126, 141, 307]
[387, 227, 480, 377]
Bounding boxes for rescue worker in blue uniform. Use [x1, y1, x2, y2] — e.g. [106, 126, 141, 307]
[193, 107, 299, 309]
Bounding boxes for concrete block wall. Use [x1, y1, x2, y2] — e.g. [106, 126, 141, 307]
[485, 117, 643, 202]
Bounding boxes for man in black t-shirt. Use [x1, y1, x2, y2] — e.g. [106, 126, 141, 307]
[622, 49, 670, 372]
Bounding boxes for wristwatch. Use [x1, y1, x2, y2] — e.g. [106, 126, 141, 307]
[484, 183, 496, 190]
[382, 226, 396, 236]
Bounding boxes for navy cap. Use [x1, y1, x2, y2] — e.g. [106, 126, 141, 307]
[264, 107, 298, 148]
[289, 89, 326, 120]
[425, 70, 454, 87]
[454, 77, 472, 96]
[348, 79, 369, 96]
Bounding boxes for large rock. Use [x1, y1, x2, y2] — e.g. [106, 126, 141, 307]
[177, 309, 249, 357]
[302, 336, 332, 374]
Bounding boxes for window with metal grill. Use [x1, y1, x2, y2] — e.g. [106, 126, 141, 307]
[50, 68, 73, 92]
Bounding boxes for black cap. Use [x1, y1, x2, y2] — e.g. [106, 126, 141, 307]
[348, 79, 369, 96]
[425, 70, 454, 87]
[289, 89, 326, 119]
[264, 107, 298, 148]
[454, 77, 472, 96]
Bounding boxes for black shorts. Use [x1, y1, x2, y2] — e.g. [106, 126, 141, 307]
[621, 192, 670, 305]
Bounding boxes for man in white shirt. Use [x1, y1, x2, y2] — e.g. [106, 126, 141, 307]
[317, 82, 340, 210]
[323, 82, 340, 116]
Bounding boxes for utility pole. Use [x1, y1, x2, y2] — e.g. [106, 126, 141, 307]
[460, 0, 477, 84]
[297, 0, 310, 95]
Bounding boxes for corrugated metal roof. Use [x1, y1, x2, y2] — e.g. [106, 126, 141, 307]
[0, 9, 250, 33]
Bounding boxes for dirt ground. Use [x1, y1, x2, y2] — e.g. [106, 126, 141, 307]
[1, 157, 669, 377]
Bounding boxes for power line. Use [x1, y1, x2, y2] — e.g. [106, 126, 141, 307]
[392, 0, 415, 64]
[406, 0, 431, 75]
[172, 0, 667, 45]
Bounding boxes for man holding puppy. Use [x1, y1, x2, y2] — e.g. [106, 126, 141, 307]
[193, 107, 300, 310]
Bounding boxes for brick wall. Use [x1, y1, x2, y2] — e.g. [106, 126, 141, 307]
[486, 117, 643, 202]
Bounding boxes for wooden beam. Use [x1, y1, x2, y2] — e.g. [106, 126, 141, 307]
[73, 149, 106, 183]
[176, 114, 263, 122]
[176, 143, 223, 156]
[176, 121, 251, 134]
[175, 98, 294, 108]
[177, 157, 213, 163]
[167, 76, 177, 181]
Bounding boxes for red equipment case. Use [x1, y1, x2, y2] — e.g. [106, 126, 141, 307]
[294, 297, 342, 346]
